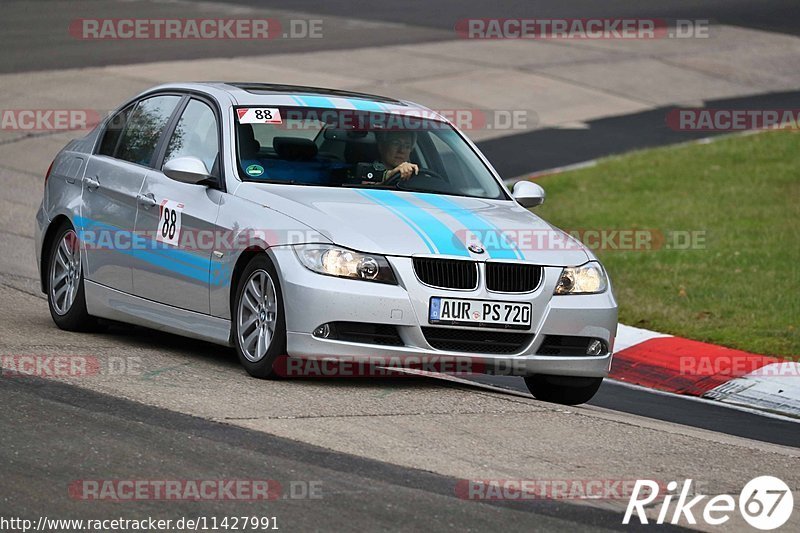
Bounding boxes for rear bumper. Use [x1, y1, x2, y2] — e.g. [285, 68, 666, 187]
[272, 247, 617, 378]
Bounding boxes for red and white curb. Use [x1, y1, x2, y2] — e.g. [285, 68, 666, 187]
[612, 324, 800, 418]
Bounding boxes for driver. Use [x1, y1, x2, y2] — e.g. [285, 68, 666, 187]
[375, 130, 419, 181]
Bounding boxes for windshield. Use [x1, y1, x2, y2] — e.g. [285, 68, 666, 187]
[234, 106, 507, 200]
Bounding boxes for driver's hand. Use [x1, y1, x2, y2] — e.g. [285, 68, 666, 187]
[385, 162, 419, 181]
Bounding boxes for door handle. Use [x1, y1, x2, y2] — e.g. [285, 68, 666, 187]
[85, 176, 100, 191]
[137, 192, 158, 209]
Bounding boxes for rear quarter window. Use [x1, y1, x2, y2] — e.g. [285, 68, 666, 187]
[97, 105, 132, 157]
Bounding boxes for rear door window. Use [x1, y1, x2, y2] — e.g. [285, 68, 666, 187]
[116, 95, 181, 167]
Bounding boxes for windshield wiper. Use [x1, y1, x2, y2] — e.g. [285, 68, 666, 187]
[341, 183, 398, 190]
[248, 179, 299, 185]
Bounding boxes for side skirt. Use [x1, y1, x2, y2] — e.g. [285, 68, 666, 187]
[84, 280, 232, 347]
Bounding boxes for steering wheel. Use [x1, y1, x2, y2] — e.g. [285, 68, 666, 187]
[384, 167, 446, 187]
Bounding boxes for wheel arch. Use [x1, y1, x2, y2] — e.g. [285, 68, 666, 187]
[40, 214, 73, 292]
[228, 245, 282, 343]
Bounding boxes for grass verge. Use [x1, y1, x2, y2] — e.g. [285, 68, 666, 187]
[534, 130, 799, 357]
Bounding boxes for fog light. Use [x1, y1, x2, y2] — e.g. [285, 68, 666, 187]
[313, 324, 332, 338]
[586, 339, 605, 356]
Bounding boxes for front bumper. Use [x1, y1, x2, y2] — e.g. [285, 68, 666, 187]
[272, 247, 617, 378]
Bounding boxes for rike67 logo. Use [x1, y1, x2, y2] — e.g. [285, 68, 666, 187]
[624, 476, 793, 530]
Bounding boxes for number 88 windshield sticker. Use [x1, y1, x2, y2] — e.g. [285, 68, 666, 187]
[237, 107, 282, 124]
[157, 199, 184, 246]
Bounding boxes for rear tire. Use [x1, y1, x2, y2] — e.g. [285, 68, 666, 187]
[46, 222, 98, 331]
[232, 254, 287, 379]
[524, 375, 603, 405]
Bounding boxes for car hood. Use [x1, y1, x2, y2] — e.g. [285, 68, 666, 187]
[235, 183, 590, 266]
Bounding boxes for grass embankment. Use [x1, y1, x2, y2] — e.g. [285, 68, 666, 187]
[535, 130, 799, 357]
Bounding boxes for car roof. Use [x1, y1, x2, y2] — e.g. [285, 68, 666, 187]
[143, 81, 446, 120]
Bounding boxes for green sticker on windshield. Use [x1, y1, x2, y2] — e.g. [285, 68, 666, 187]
[245, 164, 264, 177]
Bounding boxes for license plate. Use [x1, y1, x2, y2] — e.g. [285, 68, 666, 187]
[429, 297, 532, 329]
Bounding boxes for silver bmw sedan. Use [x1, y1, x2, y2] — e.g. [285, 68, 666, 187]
[35, 82, 617, 405]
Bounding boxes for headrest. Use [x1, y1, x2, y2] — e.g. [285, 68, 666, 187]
[273, 137, 318, 161]
[237, 124, 261, 159]
[344, 138, 380, 164]
[323, 128, 368, 141]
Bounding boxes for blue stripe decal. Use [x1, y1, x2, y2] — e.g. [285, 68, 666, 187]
[347, 99, 385, 112]
[77, 216, 209, 270]
[411, 194, 523, 260]
[291, 95, 386, 112]
[355, 190, 436, 253]
[294, 95, 337, 109]
[74, 216, 225, 285]
[359, 190, 469, 257]
[289, 95, 387, 112]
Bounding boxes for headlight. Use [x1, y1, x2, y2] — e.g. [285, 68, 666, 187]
[294, 245, 397, 284]
[554, 262, 607, 295]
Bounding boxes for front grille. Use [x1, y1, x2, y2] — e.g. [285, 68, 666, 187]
[332, 322, 404, 346]
[422, 327, 533, 354]
[413, 258, 478, 290]
[486, 263, 542, 292]
[537, 335, 606, 356]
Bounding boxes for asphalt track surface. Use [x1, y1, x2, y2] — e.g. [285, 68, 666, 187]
[478, 89, 800, 176]
[0, 0, 453, 74]
[1, 1, 799, 530]
[1, 375, 694, 533]
[3, 1, 798, 75]
[4, 1, 799, 176]
[212, 0, 800, 38]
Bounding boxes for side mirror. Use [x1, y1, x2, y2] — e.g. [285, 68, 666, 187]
[163, 156, 212, 185]
[512, 181, 545, 208]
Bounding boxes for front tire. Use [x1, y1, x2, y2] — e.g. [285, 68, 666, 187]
[232, 254, 287, 378]
[46, 222, 97, 331]
[524, 375, 603, 405]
